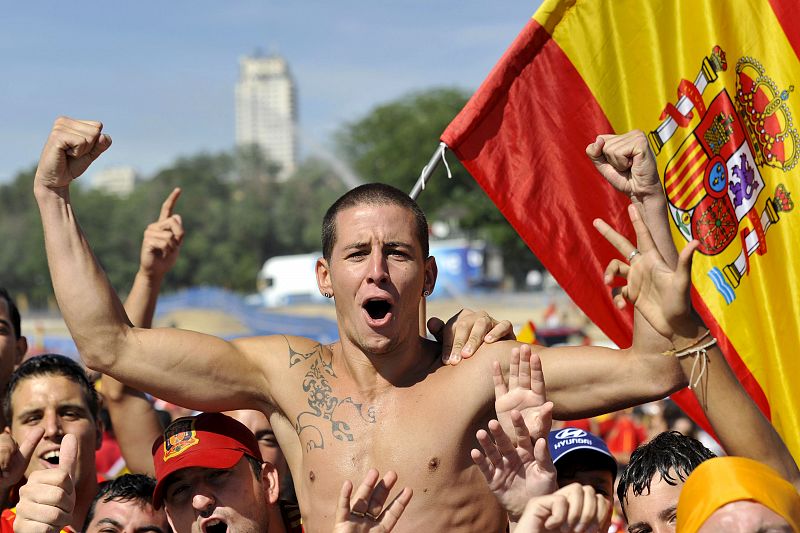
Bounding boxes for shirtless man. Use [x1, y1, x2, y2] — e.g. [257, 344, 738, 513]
[34, 117, 696, 532]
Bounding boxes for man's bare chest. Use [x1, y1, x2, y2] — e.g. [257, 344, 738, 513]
[273, 342, 493, 457]
[294, 397, 502, 533]
[269, 340, 503, 532]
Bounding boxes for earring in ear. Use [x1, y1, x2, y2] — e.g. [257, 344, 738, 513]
[423, 290, 430, 297]
[324, 292, 331, 298]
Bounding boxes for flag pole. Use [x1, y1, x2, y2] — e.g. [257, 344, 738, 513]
[410, 143, 446, 336]
[409, 143, 446, 200]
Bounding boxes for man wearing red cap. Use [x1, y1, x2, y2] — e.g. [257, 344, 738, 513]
[153, 413, 410, 533]
[151, 412, 298, 532]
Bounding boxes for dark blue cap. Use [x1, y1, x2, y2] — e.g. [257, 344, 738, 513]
[548, 427, 618, 478]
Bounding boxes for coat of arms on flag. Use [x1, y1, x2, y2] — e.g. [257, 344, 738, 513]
[652, 48, 796, 304]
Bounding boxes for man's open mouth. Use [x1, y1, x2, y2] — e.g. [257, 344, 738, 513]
[41, 450, 60, 467]
[204, 519, 228, 533]
[363, 298, 392, 321]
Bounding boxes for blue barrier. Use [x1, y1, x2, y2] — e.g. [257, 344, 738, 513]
[39, 286, 340, 358]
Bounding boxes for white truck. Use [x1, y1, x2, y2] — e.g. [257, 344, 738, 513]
[256, 239, 503, 307]
[256, 252, 328, 307]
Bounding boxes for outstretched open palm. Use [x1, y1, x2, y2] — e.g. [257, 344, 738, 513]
[494, 344, 552, 442]
[471, 411, 557, 521]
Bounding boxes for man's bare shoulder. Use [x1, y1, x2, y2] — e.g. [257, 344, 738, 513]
[469, 339, 520, 365]
[231, 334, 326, 358]
[226, 335, 334, 413]
[228, 334, 330, 386]
[464, 339, 548, 372]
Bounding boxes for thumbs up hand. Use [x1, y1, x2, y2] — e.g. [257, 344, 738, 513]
[13, 434, 78, 533]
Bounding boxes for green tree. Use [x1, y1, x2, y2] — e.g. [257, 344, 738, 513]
[272, 157, 349, 254]
[0, 168, 52, 307]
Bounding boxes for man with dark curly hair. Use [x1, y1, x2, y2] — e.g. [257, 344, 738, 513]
[83, 474, 170, 533]
[616, 431, 716, 532]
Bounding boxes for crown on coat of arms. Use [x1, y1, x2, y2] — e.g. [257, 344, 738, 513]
[735, 56, 799, 171]
[710, 45, 728, 73]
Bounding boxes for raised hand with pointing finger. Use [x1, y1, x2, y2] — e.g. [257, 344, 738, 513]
[123, 187, 185, 329]
[13, 434, 78, 533]
[138, 187, 184, 282]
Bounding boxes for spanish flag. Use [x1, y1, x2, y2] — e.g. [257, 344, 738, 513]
[442, 0, 800, 461]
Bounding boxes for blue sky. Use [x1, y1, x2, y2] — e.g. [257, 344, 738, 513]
[1, 1, 542, 183]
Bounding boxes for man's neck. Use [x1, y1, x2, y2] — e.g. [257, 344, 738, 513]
[268, 503, 289, 533]
[337, 336, 439, 391]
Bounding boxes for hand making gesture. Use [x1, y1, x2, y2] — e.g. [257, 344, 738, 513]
[138, 187, 184, 281]
[0, 428, 45, 496]
[471, 342, 557, 522]
[13, 434, 78, 532]
[593, 204, 701, 343]
[494, 345, 553, 442]
[333, 469, 412, 533]
[34, 118, 111, 192]
[471, 411, 557, 522]
[586, 131, 661, 204]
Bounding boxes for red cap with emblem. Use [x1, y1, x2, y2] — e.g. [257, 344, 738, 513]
[151, 412, 263, 508]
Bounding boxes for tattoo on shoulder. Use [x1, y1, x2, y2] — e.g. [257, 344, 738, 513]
[284, 337, 376, 451]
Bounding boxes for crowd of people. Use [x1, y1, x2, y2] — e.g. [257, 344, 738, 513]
[0, 117, 796, 532]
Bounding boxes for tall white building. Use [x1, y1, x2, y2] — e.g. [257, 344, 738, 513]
[91, 166, 139, 197]
[235, 53, 297, 181]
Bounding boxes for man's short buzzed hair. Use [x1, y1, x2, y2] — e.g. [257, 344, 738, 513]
[0, 288, 21, 339]
[3, 353, 100, 423]
[83, 474, 162, 531]
[321, 183, 429, 260]
[616, 431, 716, 515]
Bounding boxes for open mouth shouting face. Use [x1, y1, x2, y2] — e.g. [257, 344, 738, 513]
[10, 374, 101, 484]
[318, 203, 436, 354]
[163, 459, 272, 533]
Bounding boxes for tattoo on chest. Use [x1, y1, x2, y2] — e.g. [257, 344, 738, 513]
[286, 338, 376, 451]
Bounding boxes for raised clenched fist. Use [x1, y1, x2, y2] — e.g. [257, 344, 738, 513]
[34, 117, 112, 192]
